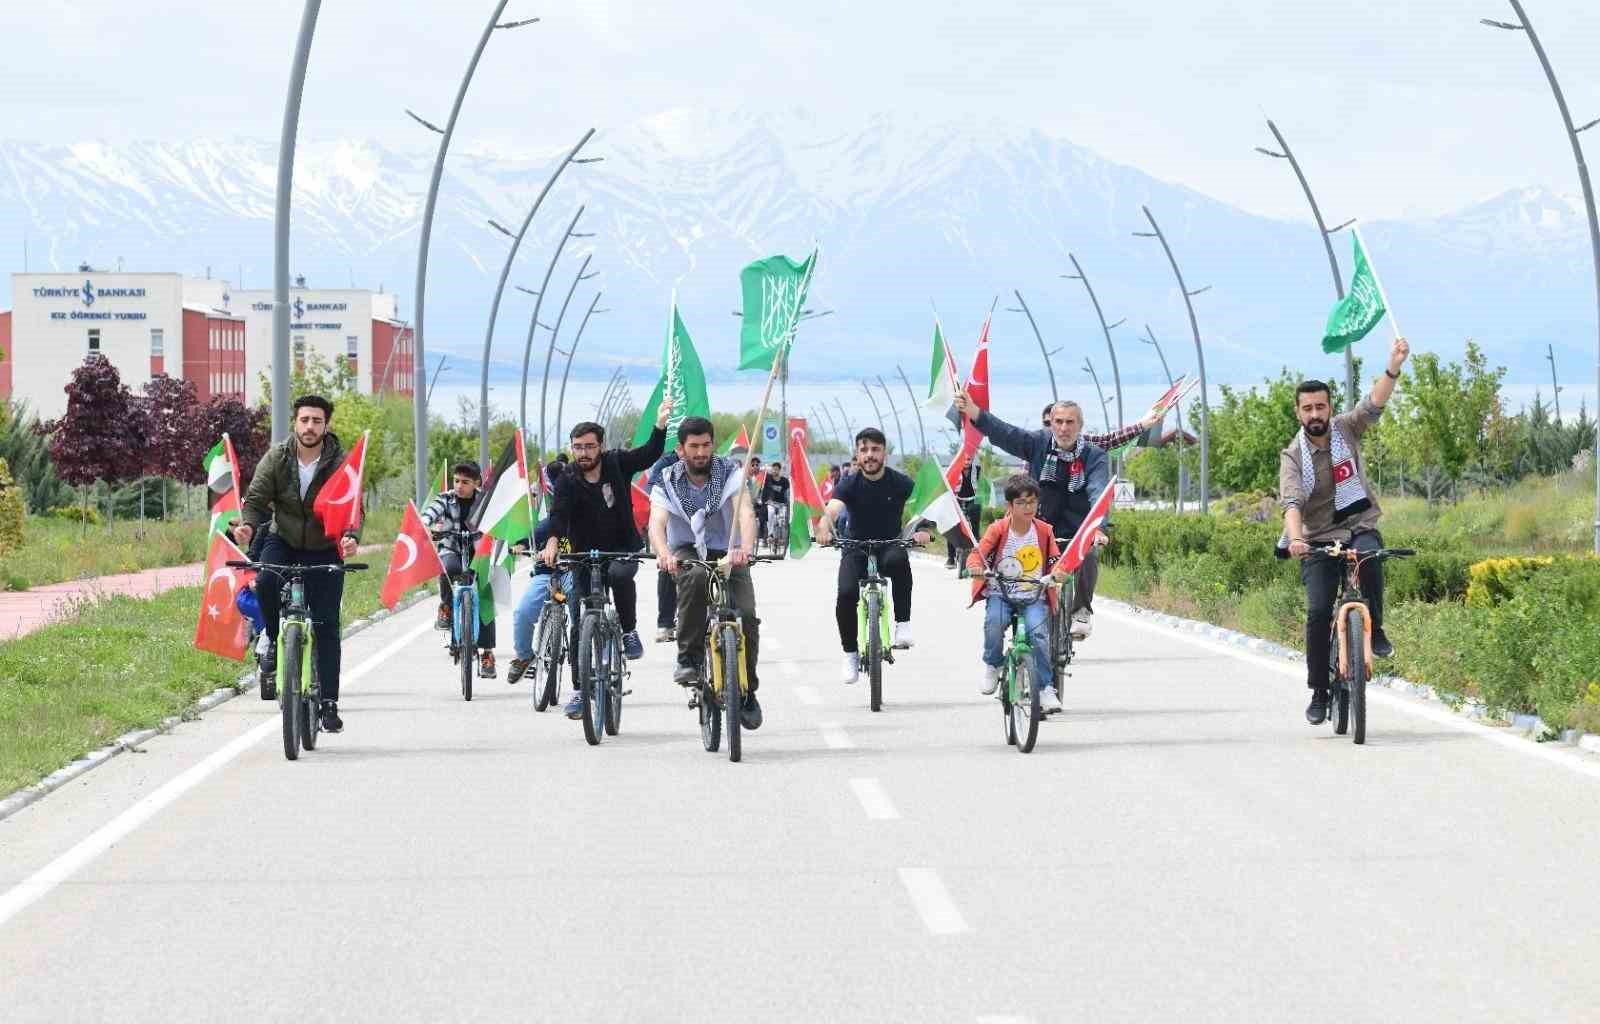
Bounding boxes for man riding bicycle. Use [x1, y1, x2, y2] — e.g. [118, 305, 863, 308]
[760, 459, 791, 551]
[813, 428, 929, 684]
[1281, 336, 1410, 726]
[234, 394, 360, 733]
[649, 416, 764, 730]
[420, 461, 498, 679]
[541, 399, 671, 717]
[953, 393, 1160, 640]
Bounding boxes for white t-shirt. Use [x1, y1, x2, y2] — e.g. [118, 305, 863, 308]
[996, 524, 1045, 602]
[297, 456, 318, 499]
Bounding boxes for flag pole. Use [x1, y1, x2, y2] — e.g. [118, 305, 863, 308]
[1352, 223, 1401, 340]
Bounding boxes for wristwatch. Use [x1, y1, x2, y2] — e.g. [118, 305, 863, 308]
[1385, 368, 1401, 380]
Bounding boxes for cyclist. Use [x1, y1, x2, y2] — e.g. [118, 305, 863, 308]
[813, 428, 930, 684]
[420, 461, 497, 679]
[234, 394, 360, 733]
[967, 473, 1068, 713]
[954, 393, 1160, 640]
[541, 399, 672, 716]
[506, 515, 562, 684]
[760, 459, 791, 552]
[649, 416, 763, 730]
[747, 456, 768, 544]
[1281, 335, 1410, 726]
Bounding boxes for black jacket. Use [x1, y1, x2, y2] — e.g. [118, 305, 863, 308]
[548, 427, 667, 553]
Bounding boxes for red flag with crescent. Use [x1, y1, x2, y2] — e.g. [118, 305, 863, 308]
[312, 430, 368, 542]
[1056, 476, 1118, 576]
[193, 532, 255, 660]
[381, 500, 445, 610]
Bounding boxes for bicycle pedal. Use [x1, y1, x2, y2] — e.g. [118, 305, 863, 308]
[621, 688, 633, 697]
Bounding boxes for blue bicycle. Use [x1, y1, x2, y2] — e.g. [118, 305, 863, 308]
[436, 526, 483, 702]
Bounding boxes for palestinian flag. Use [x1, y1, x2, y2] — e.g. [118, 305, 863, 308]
[926, 321, 960, 411]
[435, 459, 449, 496]
[469, 532, 514, 625]
[473, 433, 533, 546]
[203, 434, 242, 538]
[903, 454, 976, 548]
[718, 424, 752, 459]
[786, 427, 829, 558]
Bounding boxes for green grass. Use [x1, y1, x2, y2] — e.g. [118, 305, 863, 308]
[0, 505, 404, 592]
[1378, 468, 1594, 554]
[0, 563, 426, 798]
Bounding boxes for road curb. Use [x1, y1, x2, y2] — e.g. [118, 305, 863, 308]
[0, 588, 434, 825]
[1099, 595, 1600, 757]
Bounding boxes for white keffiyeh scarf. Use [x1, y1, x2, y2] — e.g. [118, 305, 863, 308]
[1299, 424, 1370, 522]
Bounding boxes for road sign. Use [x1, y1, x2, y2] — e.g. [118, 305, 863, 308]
[1113, 481, 1137, 509]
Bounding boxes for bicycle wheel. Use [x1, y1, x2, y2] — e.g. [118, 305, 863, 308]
[300, 661, 320, 751]
[1053, 579, 1075, 673]
[1331, 624, 1350, 735]
[604, 631, 623, 736]
[578, 614, 604, 746]
[722, 626, 742, 763]
[280, 624, 303, 761]
[1000, 667, 1017, 746]
[1346, 607, 1368, 745]
[457, 591, 474, 702]
[1011, 656, 1041, 754]
[866, 588, 883, 713]
[535, 605, 563, 712]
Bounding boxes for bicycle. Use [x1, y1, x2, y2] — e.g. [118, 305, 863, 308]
[555, 550, 650, 746]
[228, 559, 368, 761]
[1306, 542, 1414, 745]
[435, 527, 483, 702]
[1044, 523, 1111, 681]
[675, 554, 776, 763]
[975, 569, 1048, 753]
[529, 571, 569, 713]
[827, 537, 919, 713]
[765, 501, 790, 557]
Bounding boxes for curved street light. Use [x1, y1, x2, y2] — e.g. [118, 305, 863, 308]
[833, 397, 856, 443]
[875, 375, 908, 460]
[1063, 254, 1125, 427]
[1138, 326, 1189, 513]
[553, 292, 607, 455]
[1081, 357, 1112, 433]
[894, 364, 929, 456]
[1008, 290, 1061, 403]
[271, 0, 322, 443]
[538, 254, 598, 463]
[518, 204, 586, 450]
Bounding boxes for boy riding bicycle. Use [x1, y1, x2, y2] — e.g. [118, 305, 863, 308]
[421, 461, 498, 679]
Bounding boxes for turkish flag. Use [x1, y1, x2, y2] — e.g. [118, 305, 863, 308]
[194, 533, 255, 661]
[312, 430, 367, 542]
[1056, 476, 1118, 576]
[631, 471, 653, 533]
[947, 315, 991, 484]
[381, 500, 446, 610]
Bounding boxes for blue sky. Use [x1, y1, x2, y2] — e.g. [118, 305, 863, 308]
[1, 1, 1598, 222]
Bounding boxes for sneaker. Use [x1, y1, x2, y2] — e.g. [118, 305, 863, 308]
[622, 631, 644, 660]
[1040, 686, 1064, 714]
[258, 644, 277, 700]
[507, 657, 532, 685]
[563, 689, 584, 719]
[319, 701, 344, 733]
[656, 627, 674, 643]
[434, 605, 451, 631]
[840, 652, 860, 685]
[1305, 689, 1330, 726]
[944, 557, 957, 569]
[478, 651, 497, 679]
[893, 621, 914, 649]
[1071, 610, 1094, 640]
[673, 658, 698, 686]
[1372, 628, 1394, 659]
[741, 692, 763, 730]
[980, 664, 1001, 695]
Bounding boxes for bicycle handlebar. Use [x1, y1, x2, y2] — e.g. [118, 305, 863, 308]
[1305, 544, 1416, 563]
[225, 561, 369, 573]
[552, 550, 652, 567]
[824, 537, 921, 551]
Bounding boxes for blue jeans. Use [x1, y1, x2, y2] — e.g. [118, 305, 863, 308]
[983, 593, 1053, 688]
[513, 572, 569, 660]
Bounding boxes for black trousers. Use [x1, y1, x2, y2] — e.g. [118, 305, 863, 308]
[569, 559, 640, 633]
[946, 498, 980, 560]
[1301, 530, 1384, 690]
[835, 545, 912, 653]
[256, 533, 346, 700]
[656, 568, 677, 629]
[673, 546, 760, 690]
[438, 551, 495, 651]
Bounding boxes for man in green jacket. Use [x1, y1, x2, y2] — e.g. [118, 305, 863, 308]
[235, 395, 361, 733]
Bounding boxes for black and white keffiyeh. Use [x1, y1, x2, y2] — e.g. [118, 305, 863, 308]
[658, 456, 745, 558]
[1299, 424, 1371, 522]
[1039, 435, 1089, 493]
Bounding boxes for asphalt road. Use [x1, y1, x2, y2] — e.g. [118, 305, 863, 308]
[2, 552, 1599, 1023]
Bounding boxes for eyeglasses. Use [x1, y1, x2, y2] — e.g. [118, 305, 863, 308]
[570, 443, 601, 453]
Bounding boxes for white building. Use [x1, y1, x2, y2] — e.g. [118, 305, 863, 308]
[229, 287, 412, 404]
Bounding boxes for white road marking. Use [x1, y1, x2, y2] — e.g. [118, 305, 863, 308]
[819, 722, 855, 749]
[794, 685, 821, 706]
[1100, 605, 1600, 782]
[849, 777, 900, 820]
[977, 1016, 1033, 1024]
[0, 620, 433, 931]
[898, 867, 969, 936]
[779, 661, 799, 678]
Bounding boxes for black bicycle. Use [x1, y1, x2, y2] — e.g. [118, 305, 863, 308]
[529, 571, 569, 713]
[229, 559, 368, 761]
[827, 537, 919, 712]
[555, 551, 649, 746]
[676, 554, 777, 763]
[1306, 542, 1414, 745]
[1046, 522, 1111, 680]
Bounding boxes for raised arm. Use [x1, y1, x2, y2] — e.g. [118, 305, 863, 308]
[955, 390, 1037, 462]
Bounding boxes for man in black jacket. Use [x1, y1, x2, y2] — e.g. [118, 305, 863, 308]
[421, 461, 497, 679]
[541, 400, 671, 716]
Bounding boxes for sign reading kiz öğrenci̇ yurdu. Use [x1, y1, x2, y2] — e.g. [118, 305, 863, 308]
[35, 279, 151, 322]
[249, 298, 350, 331]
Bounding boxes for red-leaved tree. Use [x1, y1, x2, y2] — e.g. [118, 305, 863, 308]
[200, 396, 270, 493]
[38, 356, 147, 514]
[143, 374, 206, 484]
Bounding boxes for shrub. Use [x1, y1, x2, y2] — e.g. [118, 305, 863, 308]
[1157, 552, 1233, 616]
[1466, 556, 1556, 608]
[1235, 578, 1305, 648]
[0, 458, 23, 555]
[47, 504, 100, 525]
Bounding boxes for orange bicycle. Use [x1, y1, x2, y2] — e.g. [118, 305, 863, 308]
[1307, 542, 1414, 744]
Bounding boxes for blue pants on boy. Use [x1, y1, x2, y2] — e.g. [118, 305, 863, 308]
[982, 594, 1053, 688]
[513, 573, 571, 661]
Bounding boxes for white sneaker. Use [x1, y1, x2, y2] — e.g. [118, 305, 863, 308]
[840, 652, 860, 685]
[1040, 686, 1064, 714]
[255, 632, 271, 657]
[980, 664, 1001, 695]
[893, 621, 914, 649]
[1071, 610, 1093, 640]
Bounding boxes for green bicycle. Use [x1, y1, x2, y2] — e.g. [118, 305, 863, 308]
[977, 569, 1046, 753]
[829, 537, 918, 713]
[232, 559, 368, 761]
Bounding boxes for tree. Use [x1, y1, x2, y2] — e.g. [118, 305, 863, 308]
[38, 355, 146, 521]
[1386, 342, 1505, 500]
[0, 399, 67, 513]
[1207, 371, 1299, 495]
[142, 375, 205, 484]
[200, 395, 270, 494]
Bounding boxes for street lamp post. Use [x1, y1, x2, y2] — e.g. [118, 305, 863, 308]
[859, 380, 888, 441]
[1135, 205, 1212, 512]
[593, 366, 624, 424]
[894, 364, 929, 456]
[553, 292, 607, 453]
[875, 375, 907, 461]
[1256, 118, 1359, 409]
[1139, 326, 1188, 513]
[833, 398, 856, 443]
[1082, 357, 1112, 433]
[425, 355, 450, 407]
[409, 3, 533, 504]
[538, 254, 598, 467]
[478, 128, 598, 466]
[816, 403, 843, 448]
[271, 0, 322, 444]
[1063, 254, 1125, 427]
[1545, 342, 1565, 421]
[1483, 1, 1600, 553]
[1008, 290, 1061, 403]
[518, 205, 587, 454]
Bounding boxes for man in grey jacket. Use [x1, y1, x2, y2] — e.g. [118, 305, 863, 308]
[1281, 335, 1410, 725]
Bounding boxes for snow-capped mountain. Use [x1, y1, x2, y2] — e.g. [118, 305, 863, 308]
[1, 109, 1594, 400]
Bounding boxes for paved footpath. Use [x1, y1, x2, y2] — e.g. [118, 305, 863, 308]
[2, 553, 1598, 1022]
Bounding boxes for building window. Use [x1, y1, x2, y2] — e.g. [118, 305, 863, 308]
[150, 328, 164, 357]
[293, 335, 306, 373]
[87, 329, 100, 353]
[347, 335, 358, 359]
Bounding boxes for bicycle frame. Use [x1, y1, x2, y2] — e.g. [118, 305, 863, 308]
[450, 575, 479, 651]
[856, 549, 894, 657]
[1332, 555, 1374, 680]
[275, 576, 316, 698]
